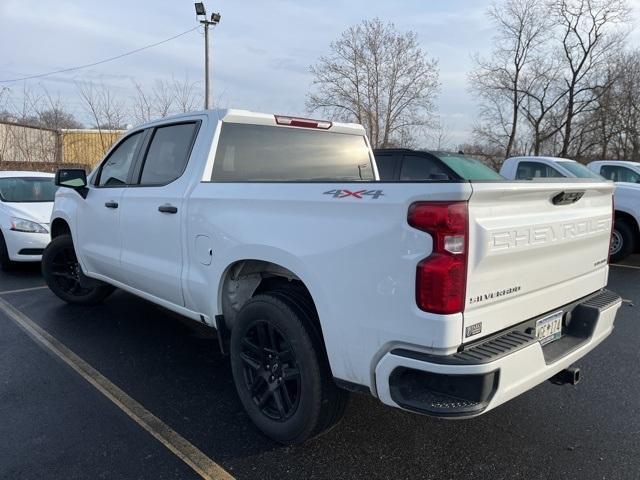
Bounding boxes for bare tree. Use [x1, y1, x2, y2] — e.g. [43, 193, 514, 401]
[553, 0, 630, 157]
[131, 76, 202, 123]
[518, 57, 567, 155]
[76, 81, 128, 152]
[77, 81, 127, 130]
[426, 118, 453, 151]
[307, 18, 439, 148]
[470, 0, 549, 158]
[131, 82, 153, 124]
[151, 79, 174, 118]
[172, 76, 201, 113]
[579, 50, 640, 161]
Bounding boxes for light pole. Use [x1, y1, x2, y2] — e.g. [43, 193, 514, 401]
[194, 3, 221, 110]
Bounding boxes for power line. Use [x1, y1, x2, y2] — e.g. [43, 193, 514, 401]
[0, 26, 200, 84]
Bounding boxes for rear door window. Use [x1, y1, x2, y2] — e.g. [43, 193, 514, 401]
[138, 122, 199, 186]
[211, 123, 374, 182]
[515, 161, 564, 179]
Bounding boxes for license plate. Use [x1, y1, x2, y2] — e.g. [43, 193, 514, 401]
[535, 311, 563, 345]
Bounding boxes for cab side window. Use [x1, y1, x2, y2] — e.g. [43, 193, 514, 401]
[515, 161, 563, 179]
[601, 165, 640, 183]
[97, 132, 144, 187]
[138, 123, 199, 186]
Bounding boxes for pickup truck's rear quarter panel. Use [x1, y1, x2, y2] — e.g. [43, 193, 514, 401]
[464, 181, 614, 342]
[186, 182, 472, 387]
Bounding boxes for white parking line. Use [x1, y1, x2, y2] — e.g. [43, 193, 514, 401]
[0, 285, 49, 295]
[0, 296, 234, 480]
[611, 263, 640, 271]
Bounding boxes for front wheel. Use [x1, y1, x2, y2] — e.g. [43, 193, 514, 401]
[230, 292, 348, 444]
[610, 219, 635, 263]
[42, 234, 115, 305]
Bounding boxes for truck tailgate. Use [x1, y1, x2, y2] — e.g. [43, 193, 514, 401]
[463, 180, 614, 342]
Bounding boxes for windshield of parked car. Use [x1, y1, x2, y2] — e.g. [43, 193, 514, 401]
[558, 161, 603, 179]
[436, 153, 505, 181]
[0, 177, 57, 202]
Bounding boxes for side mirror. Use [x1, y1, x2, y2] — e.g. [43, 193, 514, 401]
[55, 169, 88, 198]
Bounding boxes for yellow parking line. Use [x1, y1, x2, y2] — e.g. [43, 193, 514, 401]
[0, 297, 235, 480]
[0, 285, 49, 295]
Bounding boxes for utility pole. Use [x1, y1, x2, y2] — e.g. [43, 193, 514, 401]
[194, 3, 221, 110]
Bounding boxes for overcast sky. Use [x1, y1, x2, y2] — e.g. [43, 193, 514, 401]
[1, 0, 640, 146]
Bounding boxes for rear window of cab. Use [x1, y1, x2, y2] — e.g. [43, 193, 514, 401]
[211, 123, 374, 182]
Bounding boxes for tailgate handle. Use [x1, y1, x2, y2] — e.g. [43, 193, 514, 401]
[552, 191, 584, 205]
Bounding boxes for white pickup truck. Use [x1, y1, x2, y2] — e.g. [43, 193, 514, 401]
[588, 160, 640, 261]
[44, 110, 621, 444]
[500, 156, 639, 261]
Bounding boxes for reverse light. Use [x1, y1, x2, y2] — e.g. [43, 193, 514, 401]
[408, 202, 469, 314]
[10, 217, 48, 234]
[274, 115, 332, 129]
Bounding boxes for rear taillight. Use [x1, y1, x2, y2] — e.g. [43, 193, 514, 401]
[408, 201, 469, 314]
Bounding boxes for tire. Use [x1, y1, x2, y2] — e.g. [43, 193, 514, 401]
[0, 230, 12, 271]
[42, 234, 115, 305]
[610, 219, 635, 263]
[230, 291, 348, 444]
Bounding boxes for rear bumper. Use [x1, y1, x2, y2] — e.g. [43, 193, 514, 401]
[4, 229, 50, 262]
[374, 289, 621, 417]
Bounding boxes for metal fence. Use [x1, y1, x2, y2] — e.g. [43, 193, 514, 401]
[0, 121, 123, 173]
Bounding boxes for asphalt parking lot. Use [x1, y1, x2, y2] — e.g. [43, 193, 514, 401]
[1, 259, 639, 480]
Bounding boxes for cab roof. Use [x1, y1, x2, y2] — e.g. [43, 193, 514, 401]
[132, 109, 366, 136]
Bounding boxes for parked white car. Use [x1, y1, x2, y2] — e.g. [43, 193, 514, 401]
[45, 110, 621, 444]
[500, 156, 637, 262]
[0, 171, 56, 270]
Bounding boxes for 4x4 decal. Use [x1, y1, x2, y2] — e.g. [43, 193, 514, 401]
[323, 189, 384, 199]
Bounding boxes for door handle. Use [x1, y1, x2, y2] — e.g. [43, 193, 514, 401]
[105, 201, 118, 209]
[158, 204, 178, 214]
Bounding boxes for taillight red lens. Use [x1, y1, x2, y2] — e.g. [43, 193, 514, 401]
[408, 202, 469, 314]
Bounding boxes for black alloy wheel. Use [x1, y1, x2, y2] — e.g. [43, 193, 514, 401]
[48, 245, 92, 297]
[42, 234, 115, 305]
[240, 319, 301, 421]
[230, 291, 348, 444]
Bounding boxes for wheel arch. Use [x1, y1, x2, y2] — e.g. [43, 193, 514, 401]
[218, 258, 316, 326]
[217, 257, 331, 367]
[615, 209, 640, 251]
[50, 217, 71, 239]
